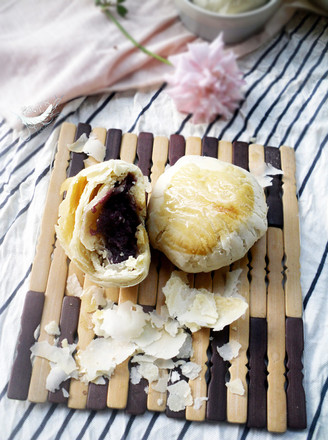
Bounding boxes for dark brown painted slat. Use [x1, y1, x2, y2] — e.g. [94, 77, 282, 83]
[136, 132, 153, 176]
[286, 317, 307, 429]
[105, 128, 122, 160]
[202, 136, 218, 158]
[87, 380, 109, 410]
[165, 366, 188, 419]
[265, 146, 283, 228]
[232, 141, 249, 170]
[7, 291, 45, 400]
[48, 296, 81, 404]
[125, 377, 148, 415]
[68, 123, 92, 177]
[58, 296, 81, 345]
[247, 317, 267, 428]
[169, 134, 185, 165]
[206, 326, 229, 421]
[163, 124, 186, 415]
[84, 127, 123, 408]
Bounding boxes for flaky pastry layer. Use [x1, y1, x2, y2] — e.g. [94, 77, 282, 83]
[56, 160, 150, 287]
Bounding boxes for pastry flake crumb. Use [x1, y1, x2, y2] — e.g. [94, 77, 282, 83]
[170, 370, 181, 383]
[167, 380, 193, 412]
[130, 366, 142, 385]
[33, 324, 40, 340]
[67, 132, 106, 162]
[76, 337, 135, 382]
[152, 372, 169, 393]
[44, 321, 60, 336]
[226, 378, 245, 396]
[181, 362, 202, 380]
[66, 273, 83, 297]
[193, 396, 208, 410]
[62, 388, 69, 398]
[217, 340, 241, 361]
[30, 340, 77, 392]
[163, 270, 248, 332]
[251, 161, 283, 188]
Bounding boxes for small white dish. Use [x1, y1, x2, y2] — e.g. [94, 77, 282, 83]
[175, 0, 281, 44]
[311, 0, 328, 10]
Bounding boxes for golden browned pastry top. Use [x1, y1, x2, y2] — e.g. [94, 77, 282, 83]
[147, 156, 267, 273]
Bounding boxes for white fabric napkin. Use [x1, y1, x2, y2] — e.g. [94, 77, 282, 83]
[0, 0, 327, 128]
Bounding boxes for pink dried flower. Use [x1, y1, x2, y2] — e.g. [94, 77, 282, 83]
[166, 34, 245, 124]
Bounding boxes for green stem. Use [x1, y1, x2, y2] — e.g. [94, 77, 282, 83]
[101, 7, 172, 66]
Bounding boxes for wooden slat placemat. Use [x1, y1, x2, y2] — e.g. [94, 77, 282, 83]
[7, 122, 307, 432]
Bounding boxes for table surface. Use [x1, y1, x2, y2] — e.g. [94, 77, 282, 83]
[0, 10, 327, 440]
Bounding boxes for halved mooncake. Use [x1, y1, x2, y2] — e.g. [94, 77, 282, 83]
[56, 160, 150, 287]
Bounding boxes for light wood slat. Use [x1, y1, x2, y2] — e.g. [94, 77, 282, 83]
[147, 256, 173, 412]
[218, 138, 251, 423]
[92, 127, 107, 143]
[65, 128, 107, 297]
[185, 136, 202, 155]
[186, 328, 210, 421]
[280, 146, 302, 318]
[68, 277, 104, 409]
[248, 143, 265, 175]
[213, 267, 228, 295]
[118, 285, 139, 304]
[107, 132, 138, 409]
[30, 122, 76, 292]
[218, 141, 233, 163]
[248, 144, 267, 318]
[120, 132, 138, 163]
[66, 262, 84, 294]
[67, 127, 107, 409]
[156, 257, 174, 314]
[147, 368, 169, 412]
[227, 255, 250, 424]
[106, 286, 138, 409]
[179, 136, 203, 418]
[248, 235, 266, 318]
[105, 286, 119, 303]
[147, 136, 208, 418]
[28, 242, 68, 402]
[91, 128, 120, 303]
[107, 358, 130, 409]
[186, 273, 211, 421]
[137, 256, 158, 306]
[82, 128, 106, 167]
[139, 136, 168, 306]
[145, 136, 170, 411]
[117, 131, 138, 306]
[149, 136, 169, 187]
[267, 227, 287, 433]
[65, 127, 106, 297]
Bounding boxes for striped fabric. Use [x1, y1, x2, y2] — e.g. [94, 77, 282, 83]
[0, 11, 327, 440]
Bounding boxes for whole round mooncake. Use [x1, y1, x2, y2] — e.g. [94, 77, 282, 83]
[147, 155, 267, 273]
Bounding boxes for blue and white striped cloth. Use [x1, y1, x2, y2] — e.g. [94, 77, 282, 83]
[0, 10, 327, 440]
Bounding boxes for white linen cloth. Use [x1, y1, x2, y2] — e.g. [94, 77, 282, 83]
[0, 5, 328, 440]
[0, 0, 327, 130]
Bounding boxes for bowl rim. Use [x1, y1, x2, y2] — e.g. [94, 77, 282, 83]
[176, 0, 281, 19]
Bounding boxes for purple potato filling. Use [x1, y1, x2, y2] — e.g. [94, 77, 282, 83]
[96, 173, 140, 264]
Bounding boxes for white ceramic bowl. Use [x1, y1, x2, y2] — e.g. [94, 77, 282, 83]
[175, 0, 281, 44]
[311, 0, 328, 10]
